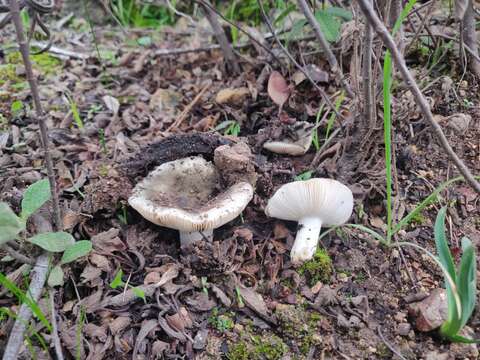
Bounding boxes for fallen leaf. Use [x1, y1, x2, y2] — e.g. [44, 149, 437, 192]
[267, 71, 289, 109]
[215, 87, 250, 105]
[237, 286, 270, 319]
[103, 95, 120, 116]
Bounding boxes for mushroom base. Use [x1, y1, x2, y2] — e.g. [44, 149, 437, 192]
[179, 229, 213, 247]
[291, 217, 322, 265]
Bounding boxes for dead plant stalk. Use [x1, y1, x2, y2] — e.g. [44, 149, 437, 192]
[296, 0, 354, 98]
[357, 0, 480, 194]
[10, 0, 62, 230]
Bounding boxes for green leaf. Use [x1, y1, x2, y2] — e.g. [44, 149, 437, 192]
[274, 3, 296, 25]
[10, 100, 24, 115]
[48, 266, 64, 287]
[323, 7, 352, 20]
[27, 232, 75, 252]
[284, 19, 307, 42]
[132, 287, 146, 302]
[21, 179, 51, 219]
[457, 237, 476, 328]
[110, 269, 124, 289]
[0, 203, 25, 245]
[61, 241, 92, 264]
[434, 207, 456, 280]
[442, 333, 480, 343]
[314, 11, 341, 42]
[136, 36, 152, 47]
[294, 171, 313, 181]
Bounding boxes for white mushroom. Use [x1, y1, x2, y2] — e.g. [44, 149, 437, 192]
[129, 156, 253, 247]
[265, 178, 353, 264]
[263, 121, 314, 156]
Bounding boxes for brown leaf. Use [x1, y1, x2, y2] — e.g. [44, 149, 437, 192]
[267, 71, 289, 108]
[91, 228, 126, 253]
[133, 319, 159, 359]
[215, 87, 250, 105]
[109, 316, 131, 335]
[237, 286, 270, 319]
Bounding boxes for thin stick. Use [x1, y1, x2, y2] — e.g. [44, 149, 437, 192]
[361, 0, 376, 132]
[2, 244, 35, 265]
[201, 0, 240, 74]
[166, 84, 210, 132]
[357, 0, 480, 194]
[296, 0, 354, 98]
[49, 288, 65, 360]
[10, 0, 62, 230]
[461, 0, 480, 77]
[2, 253, 50, 360]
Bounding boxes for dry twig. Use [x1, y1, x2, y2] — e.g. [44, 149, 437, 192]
[296, 0, 354, 97]
[357, 0, 480, 194]
[10, 0, 62, 230]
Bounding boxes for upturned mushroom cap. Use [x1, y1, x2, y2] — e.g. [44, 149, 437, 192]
[129, 156, 254, 232]
[263, 121, 314, 156]
[265, 178, 353, 226]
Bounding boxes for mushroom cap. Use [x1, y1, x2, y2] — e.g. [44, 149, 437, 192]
[265, 178, 353, 226]
[129, 156, 254, 232]
[263, 121, 314, 156]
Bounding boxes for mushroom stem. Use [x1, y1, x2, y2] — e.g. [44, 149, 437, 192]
[291, 217, 322, 264]
[179, 229, 213, 247]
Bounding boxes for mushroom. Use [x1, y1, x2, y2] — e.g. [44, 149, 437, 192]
[128, 156, 253, 247]
[263, 121, 314, 156]
[265, 178, 353, 264]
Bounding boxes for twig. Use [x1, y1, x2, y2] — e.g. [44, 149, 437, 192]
[2, 253, 50, 360]
[357, 0, 480, 194]
[296, 0, 354, 98]
[1, 244, 35, 265]
[256, 0, 344, 121]
[10, 0, 62, 230]
[200, 0, 240, 74]
[361, 0, 376, 134]
[166, 83, 210, 132]
[377, 325, 407, 360]
[461, 0, 480, 77]
[49, 288, 65, 360]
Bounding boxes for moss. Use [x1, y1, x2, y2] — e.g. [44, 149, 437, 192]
[227, 333, 288, 360]
[6, 51, 61, 75]
[298, 247, 333, 286]
[208, 308, 235, 333]
[275, 304, 322, 356]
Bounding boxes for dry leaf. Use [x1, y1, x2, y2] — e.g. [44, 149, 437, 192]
[267, 71, 289, 109]
[103, 95, 120, 116]
[215, 87, 250, 105]
[455, 0, 468, 20]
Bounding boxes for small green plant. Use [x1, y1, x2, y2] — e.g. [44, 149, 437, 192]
[65, 93, 84, 129]
[435, 207, 478, 343]
[294, 170, 313, 181]
[98, 128, 108, 155]
[110, 0, 176, 28]
[217, 120, 241, 136]
[10, 99, 24, 117]
[324, 91, 345, 140]
[208, 308, 234, 332]
[110, 268, 146, 302]
[0, 179, 92, 288]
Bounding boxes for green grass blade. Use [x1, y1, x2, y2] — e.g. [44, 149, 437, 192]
[325, 91, 344, 140]
[0, 272, 52, 332]
[457, 237, 476, 328]
[318, 223, 387, 245]
[393, 176, 474, 234]
[434, 207, 456, 280]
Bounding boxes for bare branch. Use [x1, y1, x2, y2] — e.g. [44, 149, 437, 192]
[10, 0, 62, 230]
[200, 0, 240, 74]
[296, 0, 354, 98]
[357, 0, 480, 194]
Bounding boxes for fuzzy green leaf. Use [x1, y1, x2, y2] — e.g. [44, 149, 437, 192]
[61, 241, 92, 264]
[0, 203, 25, 245]
[323, 7, 352, 20]
[314, 11, 341, 42]
[132, 287, 146, 302]
[21, 179, 51, 219]
[48, 265, 64, 287]
[27, 232, 75, 253]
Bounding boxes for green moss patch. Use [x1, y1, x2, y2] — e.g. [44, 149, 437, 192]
[298, 247, 333, 286]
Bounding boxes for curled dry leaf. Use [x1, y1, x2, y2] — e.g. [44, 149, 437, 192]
[215, 87, 250, 106]
[267, 71, 290, 109]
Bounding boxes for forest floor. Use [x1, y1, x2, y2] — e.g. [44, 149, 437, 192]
[1, 3, 480, 360]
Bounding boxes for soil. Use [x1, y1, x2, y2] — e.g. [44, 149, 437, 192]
[0, 4, 480, 360]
